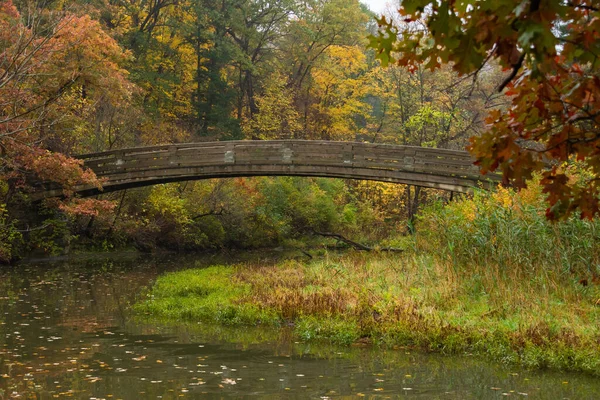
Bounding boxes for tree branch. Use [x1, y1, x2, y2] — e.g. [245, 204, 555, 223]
[497, 53, 525, 92]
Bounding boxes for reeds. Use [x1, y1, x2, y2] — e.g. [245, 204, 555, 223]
[417, 183, 600, 276]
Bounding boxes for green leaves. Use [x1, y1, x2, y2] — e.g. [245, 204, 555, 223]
[368, 16, 397, 67]
[400, 0, 429, 15]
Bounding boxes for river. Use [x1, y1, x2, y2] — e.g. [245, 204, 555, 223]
[1, 253, 599, 399]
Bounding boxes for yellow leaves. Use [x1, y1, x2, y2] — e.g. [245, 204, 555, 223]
[147, 184, 191, 226]
[459, 201, 478, 223]
[139, 121, 191, 145]
[446, 180, 547, 229]
[492, 186, 514, 209]
[308, 45, 371, 140]
[326, 45, 366, 72]
[516, 181, 543, 207]
[313, 45, 367, 87]
[245, 73, 301, 139]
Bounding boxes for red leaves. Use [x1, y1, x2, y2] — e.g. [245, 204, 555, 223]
[541, 170, 600, 220]
[577, 190, 600, 220]
[0, 0, 133, 218]
[369, 0, 600, 219]
[533, 98, 546, 113]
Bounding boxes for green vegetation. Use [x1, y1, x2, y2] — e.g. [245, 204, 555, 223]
[4, 0, 597, 260]
[136, 266, 279, 325]
[137, 181, 600, 374]
[77, 177, 398, 253]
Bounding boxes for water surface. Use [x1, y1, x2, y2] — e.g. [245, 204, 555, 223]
[1, 253, 598, 399]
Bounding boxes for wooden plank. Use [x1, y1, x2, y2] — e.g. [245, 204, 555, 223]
[413, 160, 476, 169]
[352, 148, 407, 157]
[353, 155, 404, 163]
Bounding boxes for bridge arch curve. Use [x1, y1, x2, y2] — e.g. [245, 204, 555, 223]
[34, 140, 500, 199]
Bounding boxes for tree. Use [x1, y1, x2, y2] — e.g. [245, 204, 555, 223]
[363, 62, 499, 147]
[370, 0, 600, 219]
[223, 0, 296, 121]
[306, 44, 371, 140]
[113, 0, 196, 139]
[244, 72, 302, 139]
[280, 0, 371, 138]
[0, 1, 132, 194]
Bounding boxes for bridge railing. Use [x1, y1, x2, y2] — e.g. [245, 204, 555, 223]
[78, 140, 491, 181]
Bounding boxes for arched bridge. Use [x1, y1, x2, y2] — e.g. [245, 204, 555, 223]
[34, 140, 500, 199]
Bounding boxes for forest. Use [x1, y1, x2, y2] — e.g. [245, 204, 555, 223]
[0, 0, 506, 261]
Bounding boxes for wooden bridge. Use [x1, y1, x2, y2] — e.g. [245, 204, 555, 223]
[33, 140, 500, 199]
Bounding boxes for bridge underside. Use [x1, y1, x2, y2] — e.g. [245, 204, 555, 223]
[32, 140, 500, 199]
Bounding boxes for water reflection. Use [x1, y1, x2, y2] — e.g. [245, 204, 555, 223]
[1, 254, 598, 399]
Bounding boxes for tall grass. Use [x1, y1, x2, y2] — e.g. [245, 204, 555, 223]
[417, 182, 600, 276]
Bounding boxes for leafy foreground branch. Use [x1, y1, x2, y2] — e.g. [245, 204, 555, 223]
[135, 183, 600, 375]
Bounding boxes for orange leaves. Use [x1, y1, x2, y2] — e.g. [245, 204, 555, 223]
[0, 0, 135, 216]
[19, 148, 103, 195]
[58, 198, 116, 218]
[0, 0, 134, 146]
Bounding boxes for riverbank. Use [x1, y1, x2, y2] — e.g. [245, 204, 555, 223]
[135, 183, 600, 375]
[135, 251, 600, 374]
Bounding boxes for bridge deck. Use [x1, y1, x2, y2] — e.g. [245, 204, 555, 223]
[33, 140, 500, 199]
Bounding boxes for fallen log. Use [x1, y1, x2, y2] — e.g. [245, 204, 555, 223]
[311, 230, 403, 252]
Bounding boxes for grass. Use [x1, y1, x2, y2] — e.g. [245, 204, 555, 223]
[135, 180, 600, 375]
[135, 266, 279, 325]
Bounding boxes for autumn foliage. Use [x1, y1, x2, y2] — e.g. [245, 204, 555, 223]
[370, 0, 600, 219]
[2, 0, 599, 262]
[0, 0, 131, 197]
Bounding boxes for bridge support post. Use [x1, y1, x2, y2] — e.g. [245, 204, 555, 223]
[224, 143, 235, 164]
[281, 145, 293, 164]
[342, 143, 353, 165]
